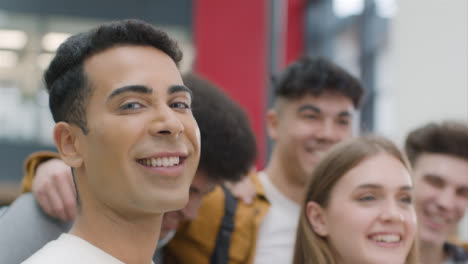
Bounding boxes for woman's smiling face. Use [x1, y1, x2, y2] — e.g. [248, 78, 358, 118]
[307, 153, 417, 264]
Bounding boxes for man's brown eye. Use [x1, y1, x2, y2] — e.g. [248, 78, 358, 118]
[358, 195, 375, 202]
[120, 102, 143, 110]
[400, 195, 412, 204]
[171, 102, 190, 109]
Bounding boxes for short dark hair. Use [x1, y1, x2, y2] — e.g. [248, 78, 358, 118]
[45, 19, 182, 133]
[405, 121, 468, 165]
[184, 73, 257, 182]
[273, 56, 364, 108]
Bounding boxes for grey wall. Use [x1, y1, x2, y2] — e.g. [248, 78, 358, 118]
[0, 141, 56, 182]
[0, 0, 192, 28]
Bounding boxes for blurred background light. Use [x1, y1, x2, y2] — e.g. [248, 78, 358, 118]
[0, 50, 18, 68]
[333, 0, 364, 17]
[0, 29, 27, 50]
[376, 0, 397, 18]
[41, 32, 70, 52]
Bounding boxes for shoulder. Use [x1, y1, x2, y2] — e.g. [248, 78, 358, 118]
[23, 234, 124, 264]
[22, 238, 68, 263]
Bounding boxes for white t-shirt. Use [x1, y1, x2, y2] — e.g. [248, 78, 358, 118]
[253, 172, 301, 264]
[22, 233, 152, 264]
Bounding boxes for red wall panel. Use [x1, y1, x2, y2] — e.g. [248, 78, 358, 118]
[194, 0, 269, 166]
[285, 0, 305, 67]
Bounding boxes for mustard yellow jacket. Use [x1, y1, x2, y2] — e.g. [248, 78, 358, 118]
[21, 151, 60, 192]
[165, 172, 271, 264]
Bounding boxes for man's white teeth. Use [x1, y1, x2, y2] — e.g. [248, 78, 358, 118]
[143, 157, 180, 167]
[371, 234, 401, 243]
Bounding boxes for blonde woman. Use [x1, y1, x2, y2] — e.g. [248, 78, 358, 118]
[293, 136, 419, 264]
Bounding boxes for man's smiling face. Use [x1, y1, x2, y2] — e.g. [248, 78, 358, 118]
[268, 91, 355, 184]
[74, 45, 200, 216]
[413, 153, 468, 247]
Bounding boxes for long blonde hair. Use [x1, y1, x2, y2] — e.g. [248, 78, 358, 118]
[292, 135, 419, 264]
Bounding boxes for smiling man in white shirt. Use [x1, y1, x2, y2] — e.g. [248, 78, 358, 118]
[23, 19, 200, 264]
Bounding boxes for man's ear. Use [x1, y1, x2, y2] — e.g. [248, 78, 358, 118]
[266, 109, 279, 141]
[306, 201, 328, 237]
[53, 122, 84, 168]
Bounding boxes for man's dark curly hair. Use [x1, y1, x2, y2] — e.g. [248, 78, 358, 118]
[405, 121, 468, 165]
[184, 73, 257, 182]
[273, 56, 364, 108]
[45, 19, 182, 134]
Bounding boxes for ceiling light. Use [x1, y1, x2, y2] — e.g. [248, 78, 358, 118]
[0, 30, 28, 50]
[42, 32, 71, 52]
[0, 50, 19, 68]
[333, 0, 364, 17]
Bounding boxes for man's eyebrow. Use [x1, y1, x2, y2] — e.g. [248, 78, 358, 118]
[399, 185, 413, 191]
[107, 85, 153, 101]
[297, 105, 353, 118]
[338, 111, 352, 117]
[423, 174, 444, 183]
[424, 173, 442, 179]
[169, 85, 192, 98]
[297, 104, 321, 114]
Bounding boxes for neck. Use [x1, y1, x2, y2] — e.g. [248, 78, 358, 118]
[264, 149, 305, 204]
[70, 201, 161, 264]
[419, 240, 445, 264]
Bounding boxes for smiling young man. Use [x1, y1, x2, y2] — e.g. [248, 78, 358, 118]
[165, 56, 364, 264]
[22, 20, 200, 264]
[8, 73, 256, 263]
[405, 121, 468, 264]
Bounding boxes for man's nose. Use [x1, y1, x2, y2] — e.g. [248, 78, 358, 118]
[436, 187, 457, 211]
[316, 119, 339, 142]
[148, 105, 184, 139]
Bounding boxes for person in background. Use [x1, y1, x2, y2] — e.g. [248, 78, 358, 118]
[293, 135, 419, 264]
[405, 121, 468, 264]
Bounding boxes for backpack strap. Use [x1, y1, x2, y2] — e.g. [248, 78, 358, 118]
[210, 185, 238, 264]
